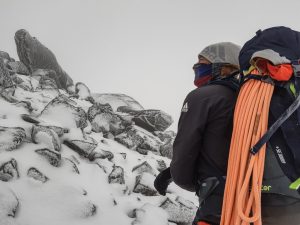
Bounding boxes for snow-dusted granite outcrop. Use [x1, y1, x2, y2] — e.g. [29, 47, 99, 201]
[0, 32, 197, 225]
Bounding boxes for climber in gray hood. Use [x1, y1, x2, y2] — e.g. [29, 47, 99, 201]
[154, 42, 241, 225]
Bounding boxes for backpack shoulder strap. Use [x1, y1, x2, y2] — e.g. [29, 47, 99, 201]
[206, 71, 240, 92]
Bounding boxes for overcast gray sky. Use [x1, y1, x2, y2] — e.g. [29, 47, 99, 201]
[1, 0, 300, 130]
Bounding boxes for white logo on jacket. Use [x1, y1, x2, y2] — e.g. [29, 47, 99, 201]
[181, 102, 188, 112]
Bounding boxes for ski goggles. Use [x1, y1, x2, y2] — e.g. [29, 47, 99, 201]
[252, 58, 293, 81]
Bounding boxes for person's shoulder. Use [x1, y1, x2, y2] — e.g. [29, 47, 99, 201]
[187, 84, 233, 100]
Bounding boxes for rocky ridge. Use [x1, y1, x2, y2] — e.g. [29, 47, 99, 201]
[0, 30, 196, 225]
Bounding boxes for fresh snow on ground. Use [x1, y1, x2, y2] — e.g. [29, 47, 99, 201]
[0, 73, 198, 225]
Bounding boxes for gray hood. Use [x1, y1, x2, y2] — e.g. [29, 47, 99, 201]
[199, 42, 241, 68]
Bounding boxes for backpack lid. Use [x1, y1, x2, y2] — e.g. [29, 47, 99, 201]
[239, 26, 300, 72]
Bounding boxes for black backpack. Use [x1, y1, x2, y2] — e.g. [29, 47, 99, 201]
[239, 26, 300, 197]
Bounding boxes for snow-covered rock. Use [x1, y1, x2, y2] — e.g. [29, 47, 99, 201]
[27, 167, 49, 183]
[89, 149, 114, 161]
[64, 138, 98, 158]
[39, 95, 88, 130]
[7, 61, 29, 75]
[159, 138, 173, 159]
[156, 159, 168, 172]
[0, 31, 198, 225]
[0, 126, 26, 151]
[31, 125, 61, 151]
[92, 93, 144, 111]
[133, 172, 158, 196]
[88, 102, 131, 135]
[108, 165, 125, 184]
[130, 109, 173, 132]
[131, 203, 169, 225]
[160, 197, 197, 224]
[0, 58, 14, 88]
[0, 184, 19, 225]
[132, 161, 156, 176]
[0, 50, 12, 62]
[115, 126, 162, 155]
[35, 148, 61, 167]
[75, 82, 94, 103]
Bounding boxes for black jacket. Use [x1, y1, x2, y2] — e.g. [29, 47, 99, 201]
[170, 84, 237, 191]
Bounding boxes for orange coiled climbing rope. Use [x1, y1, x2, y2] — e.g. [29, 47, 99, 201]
[220, 70, 274, 225]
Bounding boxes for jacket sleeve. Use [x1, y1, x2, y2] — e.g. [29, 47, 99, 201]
[170, 89, 210, 192]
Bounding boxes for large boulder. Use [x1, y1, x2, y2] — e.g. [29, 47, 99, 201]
[14, 29, 73, 90]
[11, 74, 35, 91]
[7, 61, 30, 75]
[115, 126, 162, 154]
[0, 58, 14, 88]
[38, 74, 59, 90]
[92, 93, 144, 111]
[129, 109, 173, 133]
[39, 95, 88, 130]
[87, 102, 131, 135]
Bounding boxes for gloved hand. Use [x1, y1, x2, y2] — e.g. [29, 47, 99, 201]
[154, 167, 172, 195]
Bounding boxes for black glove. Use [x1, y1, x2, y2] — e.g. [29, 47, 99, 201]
[154, 167, 172, 195]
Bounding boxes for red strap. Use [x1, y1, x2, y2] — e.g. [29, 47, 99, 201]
[197, 221, 211, 225]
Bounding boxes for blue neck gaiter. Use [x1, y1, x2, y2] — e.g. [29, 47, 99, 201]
[193, 63, 213, 80]
[193, 63, 213, 87]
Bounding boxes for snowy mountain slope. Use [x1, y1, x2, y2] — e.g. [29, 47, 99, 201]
[0, 50, 197, 225]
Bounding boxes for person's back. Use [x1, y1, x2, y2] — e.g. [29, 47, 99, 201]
[172, 84, 236, 225]
[171, 84, 236, 186]
[154, 42, 241, 225]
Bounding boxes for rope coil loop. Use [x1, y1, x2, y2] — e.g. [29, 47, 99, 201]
[220, 69, 274, 225]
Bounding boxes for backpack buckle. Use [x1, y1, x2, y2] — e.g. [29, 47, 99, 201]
[289, 177, 300, 194]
